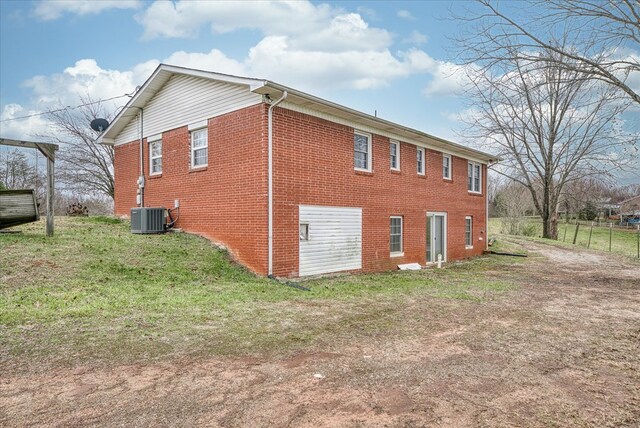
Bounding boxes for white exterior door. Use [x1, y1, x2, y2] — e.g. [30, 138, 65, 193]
[299, 205, 362, 276]
[426, 212, 447, 263]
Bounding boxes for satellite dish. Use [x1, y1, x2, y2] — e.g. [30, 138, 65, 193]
[90, 118, 110, 132]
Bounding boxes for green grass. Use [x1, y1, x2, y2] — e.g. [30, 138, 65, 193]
[1, 216, 518, 366]
[489, 217, 640, 259]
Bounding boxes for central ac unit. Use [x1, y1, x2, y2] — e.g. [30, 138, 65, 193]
[131, 207, 166, 234]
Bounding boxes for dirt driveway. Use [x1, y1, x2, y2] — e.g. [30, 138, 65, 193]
[2, 240, 639, 427]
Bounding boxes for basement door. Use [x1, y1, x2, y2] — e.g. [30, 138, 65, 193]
[426, 212, 447, 263]
[299, 205, 362, 276]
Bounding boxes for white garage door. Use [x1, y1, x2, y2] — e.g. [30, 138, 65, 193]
[299, 205, 362, 276]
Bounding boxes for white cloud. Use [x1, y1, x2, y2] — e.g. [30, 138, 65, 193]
[245, 39, 433, 91]
[164, 50, 246, 76]
[5, 0, 473, 137]
[132, 1, 468, 93]
[356, 6, 378, 21]
[397, 10, 416, 20]
[423, 62, 470, 97]
[0, 104, 52, 140]
[32, 0, 141, 21]
[137, 0, 335, 40]
[402, 30, 428, 46]
[22, 59, 156, 111]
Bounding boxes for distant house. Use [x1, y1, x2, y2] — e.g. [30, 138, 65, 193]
[620, 195, 640, 219]
[99, 64, 496, 277]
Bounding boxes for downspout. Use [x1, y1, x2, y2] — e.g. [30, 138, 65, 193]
[268, 91, 288, 277]
[485, 162, 491, 250]
[136, 107, 144, 207]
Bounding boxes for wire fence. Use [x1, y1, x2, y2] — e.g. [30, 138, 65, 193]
[560, 219, 640, 259]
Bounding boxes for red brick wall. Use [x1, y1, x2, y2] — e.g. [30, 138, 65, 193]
[271, 107, 487, 277]
[114, 104, 269, 274]
[114, 102, 487, 278]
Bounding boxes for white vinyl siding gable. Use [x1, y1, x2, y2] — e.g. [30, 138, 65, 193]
[299, 205, 362, 276]
[354, 131, 372, 172]
[114, 75, 262, 145]
[149, 140, 162, 175]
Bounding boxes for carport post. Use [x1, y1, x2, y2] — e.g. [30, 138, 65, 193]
[46, 154, 54, 237]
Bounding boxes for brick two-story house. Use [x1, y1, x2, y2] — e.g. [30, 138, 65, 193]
[99, 64, 496, 277]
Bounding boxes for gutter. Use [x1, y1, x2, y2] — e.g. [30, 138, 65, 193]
[268, 91, 288, 277]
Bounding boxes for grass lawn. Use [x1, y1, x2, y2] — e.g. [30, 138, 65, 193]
[489, 217, 640, 259]
[1, 216, 518, 367]
[4, 217, 639, 427]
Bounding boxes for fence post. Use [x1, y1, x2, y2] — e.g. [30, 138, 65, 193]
[637, 225, 639, 259]
[609, 223, 612, 252]
[563, 223, 568, 242]
[573, 221, 580, 245]
[588, 222, 593, 249]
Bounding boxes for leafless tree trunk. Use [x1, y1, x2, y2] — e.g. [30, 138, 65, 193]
[461, 42, 636, 239]
[38, 97, 115, 199]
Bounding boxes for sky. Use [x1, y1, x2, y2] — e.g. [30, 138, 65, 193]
[0, 0, 478, 142]
[0, 0, 638, 184]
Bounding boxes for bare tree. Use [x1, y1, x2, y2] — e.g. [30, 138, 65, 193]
[39, 97, 115, 199]
[560, 177, 607, 219]
[0, 148, 48, 211]
[494, 181, 536, 235]
[462, 43, 636, 239]
[456, 0, 640, 105]
[0, 149, 34, 190]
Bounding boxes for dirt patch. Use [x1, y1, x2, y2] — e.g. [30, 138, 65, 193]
[2, 239, 639, 427]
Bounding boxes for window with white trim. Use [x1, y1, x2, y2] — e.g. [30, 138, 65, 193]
[468, 161, 482, 193]
[354, 131, 372, 171]
[390, 216, 403, 255]
[465, 216, 473, 248]
[443, 154, 452, 179]
[417, 147, 425, 175]
[190, 128, 208, 168]
[149, 140, 162, 175]
[390, 140, 400, 170]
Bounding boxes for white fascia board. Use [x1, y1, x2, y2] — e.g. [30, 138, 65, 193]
[161, 64, 264, 87]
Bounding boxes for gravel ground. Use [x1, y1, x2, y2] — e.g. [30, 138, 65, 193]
[1, 239, 639, 427]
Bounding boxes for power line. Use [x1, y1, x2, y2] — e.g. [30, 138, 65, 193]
[0, 93, 131, 123]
